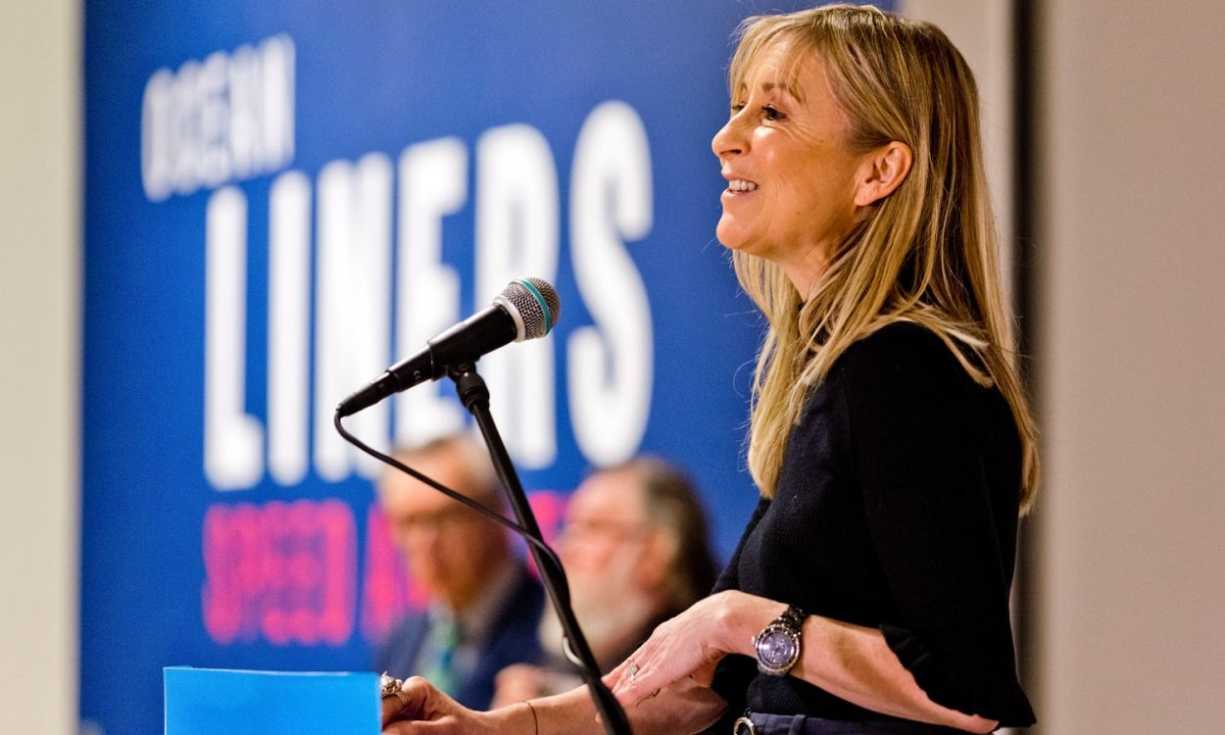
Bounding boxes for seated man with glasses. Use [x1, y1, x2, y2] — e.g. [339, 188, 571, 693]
[374, 433, 544, 710]
[491, 457, 718, 708]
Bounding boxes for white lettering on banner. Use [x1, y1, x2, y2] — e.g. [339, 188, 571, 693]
[142, 35, 294, 201]
[267, 171, 311, 486]
[568, 102, 655, 465]
[314, 155, 394, 482]
[475, 125, 560, 469]
[204, 187, 263, 490]
[194, 84, 655, 489]
[395, 138, 467, 448]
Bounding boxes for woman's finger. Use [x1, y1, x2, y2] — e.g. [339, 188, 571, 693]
[605, 634, 659, 692]
[399, 677, 437, 714]
[614, 661, 668, 706]
[383, 676, 440, 725]
[384, 720, 457, 734]
[602, 658, 628, 690]
[618, 640, 715, 706]
[381, 678, 420, 725]
[382, 693, 405, 726]
[609, 656, 648, 699]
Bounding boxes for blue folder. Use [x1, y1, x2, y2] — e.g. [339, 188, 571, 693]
[164, 667, 379, 734]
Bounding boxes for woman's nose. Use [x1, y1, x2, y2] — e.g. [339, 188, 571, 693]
[711, 114, 747, 160]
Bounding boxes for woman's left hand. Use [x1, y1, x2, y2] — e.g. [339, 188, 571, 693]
[606, 590, 773, 707]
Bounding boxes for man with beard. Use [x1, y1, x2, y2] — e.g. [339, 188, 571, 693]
[489, 457, 718, 707]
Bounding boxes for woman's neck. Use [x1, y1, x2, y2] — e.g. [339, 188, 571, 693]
[777, 239, 832, 300]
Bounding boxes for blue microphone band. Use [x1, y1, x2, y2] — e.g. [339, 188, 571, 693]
[516, 277, 553, 334]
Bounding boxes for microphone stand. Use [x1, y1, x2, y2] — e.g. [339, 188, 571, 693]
[449, 363, 633, 735]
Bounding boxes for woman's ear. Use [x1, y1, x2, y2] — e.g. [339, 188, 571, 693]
[853, 141, 913, 207]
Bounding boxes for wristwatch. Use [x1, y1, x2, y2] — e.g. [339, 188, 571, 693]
[753, 605, 805, 676]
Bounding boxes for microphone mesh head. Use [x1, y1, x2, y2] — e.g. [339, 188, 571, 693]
[500, 278, 561, 340]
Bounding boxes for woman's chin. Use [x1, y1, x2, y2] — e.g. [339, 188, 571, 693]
[715, 227, 765, 257]
[715, 221, 749, 251]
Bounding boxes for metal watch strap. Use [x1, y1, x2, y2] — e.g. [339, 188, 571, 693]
[777, 604, 805, 631]
[754, 604, 806, 676]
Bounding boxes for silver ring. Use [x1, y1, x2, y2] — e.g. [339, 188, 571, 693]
[379, 672, 405, 700]
[627, 662, 640, 680]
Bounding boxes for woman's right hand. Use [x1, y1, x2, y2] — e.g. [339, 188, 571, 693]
[382, 670, 726, 735]
[382, 677, 517, 735]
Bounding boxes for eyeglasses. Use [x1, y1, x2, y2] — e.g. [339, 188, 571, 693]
[392, 505, 483, 537]
[560, 517, 650, 544]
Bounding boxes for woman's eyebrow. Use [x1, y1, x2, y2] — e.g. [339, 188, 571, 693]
[757, 80, 805, 103]
[734, 78, 805, 104]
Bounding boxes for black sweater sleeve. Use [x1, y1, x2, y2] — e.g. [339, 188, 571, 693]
[838, 325, 1035, 725]
[703, 497, 772, 733]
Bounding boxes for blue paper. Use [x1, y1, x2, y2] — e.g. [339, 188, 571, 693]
[164, 668, 378, 735]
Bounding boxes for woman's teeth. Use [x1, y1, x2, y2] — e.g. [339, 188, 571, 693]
[728, 179, 758, 192]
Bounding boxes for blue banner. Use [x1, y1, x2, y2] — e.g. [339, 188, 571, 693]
[82, 2, 890, 733]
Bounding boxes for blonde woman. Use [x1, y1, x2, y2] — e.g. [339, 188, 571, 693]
[382, 5, 1037, 734]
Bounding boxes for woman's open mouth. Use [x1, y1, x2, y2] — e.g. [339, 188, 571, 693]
[724, 178, 759, 197]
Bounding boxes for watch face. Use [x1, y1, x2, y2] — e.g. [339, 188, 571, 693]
[757, 626, 799, 670]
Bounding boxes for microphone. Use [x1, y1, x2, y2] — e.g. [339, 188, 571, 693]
[336, 277, 560, 418]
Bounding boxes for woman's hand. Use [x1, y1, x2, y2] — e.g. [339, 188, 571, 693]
[381, 677, 520, 735]
[383, 674, 725, 735]
[621, 672, 728, 735]
[606, 590, 773, 708]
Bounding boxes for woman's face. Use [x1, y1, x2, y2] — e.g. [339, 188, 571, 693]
[712, 44, 866, 283]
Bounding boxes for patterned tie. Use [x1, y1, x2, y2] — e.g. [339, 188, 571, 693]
[421, 614, 461, 696]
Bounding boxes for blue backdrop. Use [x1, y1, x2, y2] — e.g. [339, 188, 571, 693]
[81, 2, 889, 733]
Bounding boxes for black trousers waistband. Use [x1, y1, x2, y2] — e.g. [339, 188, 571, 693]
[734, 712, 959, 735]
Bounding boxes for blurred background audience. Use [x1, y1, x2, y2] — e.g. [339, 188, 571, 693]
[491, 457, 716, 707]
[374, 435, 544, 709]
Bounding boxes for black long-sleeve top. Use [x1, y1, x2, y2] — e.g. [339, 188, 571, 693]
[709, 322, 1035, 730]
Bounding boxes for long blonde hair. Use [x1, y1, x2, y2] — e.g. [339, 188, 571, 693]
[731, 5, 1039, 513]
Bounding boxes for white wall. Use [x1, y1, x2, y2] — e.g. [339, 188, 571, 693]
[1037, 0, 1225, 731]
[0, 2, 80, 733]
[901, 0, 1016, 306]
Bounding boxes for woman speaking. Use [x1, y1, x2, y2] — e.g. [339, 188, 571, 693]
[382, 4, 1037, 734]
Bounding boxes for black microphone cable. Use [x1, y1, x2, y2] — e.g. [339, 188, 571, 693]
[333, 276, 630, 734]
[333, 411, 576, 626]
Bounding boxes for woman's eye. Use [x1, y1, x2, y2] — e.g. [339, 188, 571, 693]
[728, 103, 783, 121]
